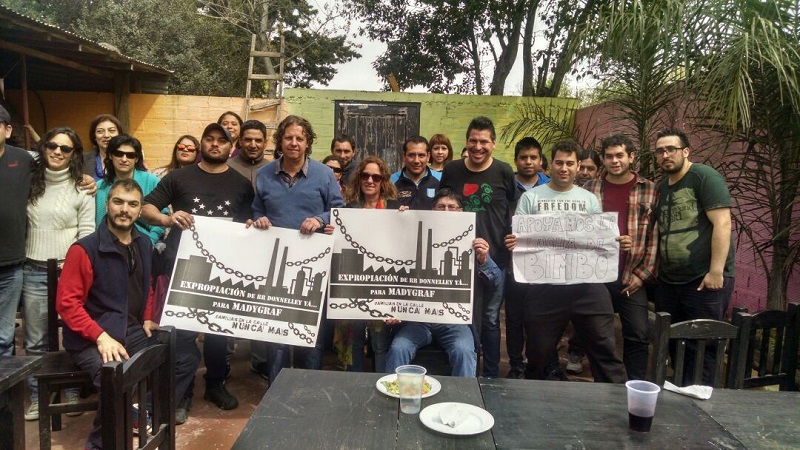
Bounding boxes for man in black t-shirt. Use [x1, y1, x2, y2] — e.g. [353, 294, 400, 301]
[439, 116, 519, 378]
[143, 123, 254, 417]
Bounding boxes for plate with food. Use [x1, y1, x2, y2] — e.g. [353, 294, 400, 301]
[375, 374, 441, 399]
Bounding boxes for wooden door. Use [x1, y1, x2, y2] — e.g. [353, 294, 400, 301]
[334, 101, 421, 172]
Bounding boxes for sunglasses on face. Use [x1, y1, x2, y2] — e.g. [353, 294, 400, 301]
[177, 144, 197, 153]
[327, 165, 343, 173]
[359, 172, 383, 183]
[44, 141, 74, 154]
[111, 150, 138, 159]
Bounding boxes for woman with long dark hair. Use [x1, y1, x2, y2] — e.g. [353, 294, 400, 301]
[84, 114, 124, 180]
[23, 127, 95, 420]
[218, 111, 243, 158]
[95, 134, 165, 244]
[152, 135, 200, 179]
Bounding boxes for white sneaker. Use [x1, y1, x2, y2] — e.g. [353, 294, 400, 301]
[25, 401, 39, 421]
[65, 392, 84, 417]
[566, 353, 584, 374]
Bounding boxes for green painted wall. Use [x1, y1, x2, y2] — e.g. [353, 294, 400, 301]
[285, 88, 579, 163]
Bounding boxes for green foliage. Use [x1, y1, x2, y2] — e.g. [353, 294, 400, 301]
[3, 0, 358, 96]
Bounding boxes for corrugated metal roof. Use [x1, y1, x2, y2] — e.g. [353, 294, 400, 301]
[0, 4, 171, 93]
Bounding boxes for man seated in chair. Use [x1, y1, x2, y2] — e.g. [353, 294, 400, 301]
[56, 179, 200, 450]
[385, 189, 501, 377]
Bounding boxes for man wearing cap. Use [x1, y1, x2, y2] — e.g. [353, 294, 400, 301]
[0, 104, 34, 356]
[142, 123, 254, 416]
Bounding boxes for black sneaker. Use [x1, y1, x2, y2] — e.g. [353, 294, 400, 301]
[175, 397, 192, 425]
[250, 363, 270, 382]
[505, 367, 525, 379]
[204, 383, 238, 410]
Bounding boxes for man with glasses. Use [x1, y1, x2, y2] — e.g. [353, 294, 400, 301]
[58, 179, 200, 450]
[391, 135, 441, 210]
[653, 128, 735, 385]
[385, 189, 497, 377]
[440, 116, 519, 378]
[0, 104, 33, 356]
[142, 123, 254, 415]
[227, 119, 271, 187]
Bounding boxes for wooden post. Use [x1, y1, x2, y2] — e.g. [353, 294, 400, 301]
[20, 55, 30, 150]
[114, 72, 131, 132]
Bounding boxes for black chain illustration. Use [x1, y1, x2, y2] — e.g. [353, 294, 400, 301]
[329, 298, 395, 319]
[165, 308, 233, 334]
[431, 224, 474, 248]
[189, 225, 329, 280]
[288, 323, 314, 344]
[332, 210, 415, 265]
[442, 303, 471, 322]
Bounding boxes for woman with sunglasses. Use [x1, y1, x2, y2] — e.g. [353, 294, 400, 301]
[322, 154, 345, 193]
[94, 134, 165, 244]
[152, 135, 200, 179]
[84, 114, 124, 180]
[23, 127, 95, 420]
[333, 156, 400, 372]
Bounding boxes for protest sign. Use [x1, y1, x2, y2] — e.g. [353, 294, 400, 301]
[511, 212, 620, 284]
[161, 216, 333, 347]
[327, 208, 475, 324]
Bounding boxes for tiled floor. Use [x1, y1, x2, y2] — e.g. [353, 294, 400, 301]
[20, 316, 604, 449]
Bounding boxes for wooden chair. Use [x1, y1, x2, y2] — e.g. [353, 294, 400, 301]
[729, 303, 799, 391]
[35, 259, 98, 450]
[101, 326, 176, 450]
[652, 312, 750, 388]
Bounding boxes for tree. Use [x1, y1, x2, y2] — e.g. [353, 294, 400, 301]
[345, 0, 601, 96]
[3, 0, 358, 97]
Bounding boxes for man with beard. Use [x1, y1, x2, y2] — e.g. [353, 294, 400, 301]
[439, 116, 519, 378]
[653, 128, 734, 385]
[142, 123, 254, 415]
[583, 134, 658, 380]
[391, 135, 441, 210]
[227, 119, 271, 187]
[57, 179, 200, 450]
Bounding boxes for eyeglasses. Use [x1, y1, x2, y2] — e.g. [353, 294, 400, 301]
[177, 144, 197, 153]
[44, 141, 75, 154]
[653, 146, 684, 156]
[327, 166, 343, 174]
[434, 204, 462, 211]
[111, 150, 138, 159]
[359, 172, 383, 183]
[94, 128, 117, 136]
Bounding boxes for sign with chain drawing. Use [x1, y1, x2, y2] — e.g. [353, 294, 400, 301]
[511, 212, 620, 284]
[160, 216, 333, 347]
[327, 208, 476, 324]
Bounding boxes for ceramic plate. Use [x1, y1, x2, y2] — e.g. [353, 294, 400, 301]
[375, 374, 441, 399]
[419, 402, 495, 436]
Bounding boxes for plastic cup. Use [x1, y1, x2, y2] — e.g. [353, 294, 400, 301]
[625, 380, 661, 432]
[396, 365, 426, 414]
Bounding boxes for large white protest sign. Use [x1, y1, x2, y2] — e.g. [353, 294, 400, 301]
[161, 216, 333, 347]
[512, 212, 620, 284]
[327, 208, 475, 324]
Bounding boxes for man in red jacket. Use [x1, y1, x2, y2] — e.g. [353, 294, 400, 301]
[57, 179, 199, 450]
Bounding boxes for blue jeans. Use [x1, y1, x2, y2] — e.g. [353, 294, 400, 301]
[386, 323, 476, 377]
[0, 263, 23, 356]
[476, 270, 505, 377]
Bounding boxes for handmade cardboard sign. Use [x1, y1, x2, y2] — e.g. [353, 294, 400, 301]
[511, 212, 620, 284]
[327, 208, 476, 324]
[161, 216, 333, 347]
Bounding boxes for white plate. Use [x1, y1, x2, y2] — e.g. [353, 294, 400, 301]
[419, 402, 494, 436]
[375, 374, 441, 399]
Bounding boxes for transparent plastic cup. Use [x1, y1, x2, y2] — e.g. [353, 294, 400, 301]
[396, 365, 426, 414]
[625, 380, 661, 432]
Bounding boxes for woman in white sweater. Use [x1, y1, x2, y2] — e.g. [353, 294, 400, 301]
[23, 127, 95, 421]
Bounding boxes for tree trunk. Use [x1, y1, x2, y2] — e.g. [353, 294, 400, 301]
[521, 0, 539, 97]
[547, 0, 599, 97]
[489, 2, 527, 96]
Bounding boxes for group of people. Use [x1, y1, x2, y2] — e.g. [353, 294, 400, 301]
[0, 103, 734, 449]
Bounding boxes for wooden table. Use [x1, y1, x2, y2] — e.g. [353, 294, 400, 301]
[481, 378, 800, 449]
[233, 369, 799, 449]
[232, 369, 494, 449]
[0, 355, 42, 450]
